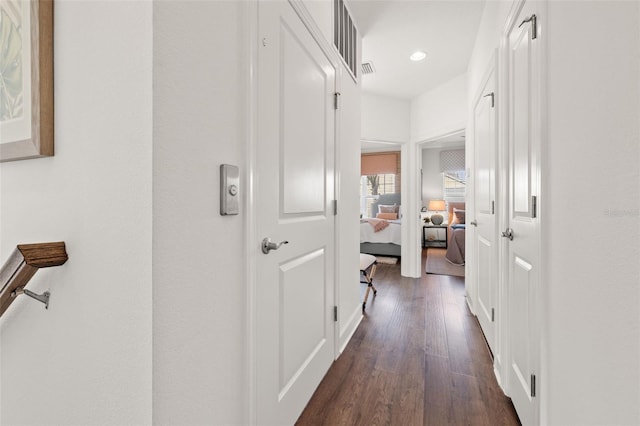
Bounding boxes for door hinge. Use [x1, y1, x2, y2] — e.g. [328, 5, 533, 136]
[483, 92, 495, 108]
[519, 14, 537, 40]
[531, 195, 537, 218]
[332, 199, 338, 215]
[531, 374, 537, 397]
[491, 200, 495, 215]
[334, 92, 341, 110]
[491, 308, 495, 322]
[333, 306, 338, 322]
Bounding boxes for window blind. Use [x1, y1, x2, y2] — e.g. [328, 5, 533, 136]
[439, 149, 465, 172]
[361, 153, 399, 176]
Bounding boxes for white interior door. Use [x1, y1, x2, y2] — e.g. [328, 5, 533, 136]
[506, 2, 541, 424]
[473, 55, 498, 354]
[255, 1, 336, 424]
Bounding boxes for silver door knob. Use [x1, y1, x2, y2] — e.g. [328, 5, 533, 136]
[501, 228, 514, 241]
[470, 221, 478, 227]
[262, 237, 289, 254]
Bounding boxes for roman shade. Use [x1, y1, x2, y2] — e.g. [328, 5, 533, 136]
[361, 152, 399, 175]
[440, 149, 465, 172]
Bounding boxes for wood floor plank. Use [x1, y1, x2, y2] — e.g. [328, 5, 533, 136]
[392, 347, 425, 425]
[424, 354, 455, 426]
[296, 254, 520, 426]
[424, 275, 449, 358]
[356, 368, 399, 426]
[450, 372, 492, 425]
[443, 305, 475, 376]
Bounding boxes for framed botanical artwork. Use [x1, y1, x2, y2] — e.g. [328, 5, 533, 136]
[0, 0, 53, 162]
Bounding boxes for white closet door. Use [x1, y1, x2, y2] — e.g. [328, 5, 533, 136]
[255, 1, 336, 424]
[506, 2, 542, 424]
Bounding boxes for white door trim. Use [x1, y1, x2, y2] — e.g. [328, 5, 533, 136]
[245, 0, 259, 423]
[410, 128, 466, 280]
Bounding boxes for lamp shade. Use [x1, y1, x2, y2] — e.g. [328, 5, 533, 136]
[428, 200, 446, 212]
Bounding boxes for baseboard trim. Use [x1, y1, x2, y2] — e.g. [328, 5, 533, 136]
[338, 304, 363, 356]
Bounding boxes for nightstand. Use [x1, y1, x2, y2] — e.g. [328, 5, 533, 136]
[423, 224, 448, 248]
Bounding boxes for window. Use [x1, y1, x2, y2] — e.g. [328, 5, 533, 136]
[361, 174, 396, 218]
[443, 170, 466, 199]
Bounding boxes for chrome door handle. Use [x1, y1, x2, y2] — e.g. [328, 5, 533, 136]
[501, 228, 514, 241]
[261, 237, 289, 254]
[470, 221, 478, 227]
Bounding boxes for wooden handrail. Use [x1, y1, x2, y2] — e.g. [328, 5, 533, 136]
[0, 242, 68, 316]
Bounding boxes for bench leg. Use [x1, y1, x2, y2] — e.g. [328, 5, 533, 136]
[362, 280, 377, 312]
[361, 261, 378, 313]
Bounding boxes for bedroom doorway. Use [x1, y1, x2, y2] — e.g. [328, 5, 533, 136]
[418, 131, 467, 279]
[359, 142, 403, 260]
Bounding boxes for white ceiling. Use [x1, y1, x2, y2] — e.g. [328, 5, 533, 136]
[348, 0, 486, 100]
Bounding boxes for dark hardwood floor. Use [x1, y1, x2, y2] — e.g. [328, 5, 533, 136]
[296, 250, 520, 426]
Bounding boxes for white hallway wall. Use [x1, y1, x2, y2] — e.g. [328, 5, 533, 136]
[0, 1, 153, 424]
[467, 1, 640, 424]
[361, 92, 410, 143]
[543, 2, 639, 424]
[152, 1, 247, 424]
[0, 1, 247, 424]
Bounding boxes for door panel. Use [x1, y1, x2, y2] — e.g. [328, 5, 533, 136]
[477, 235, 493, 325]
[281, 22, 328, 214]
[512, 30, 533, 216]
[476, 102, 494, 214]
[256, 1, 336, 424]
[279, 249, 327, 395]
[511, 255, 532, 386]
[507, 2, 540, 424]
[473, 56, 497, 353]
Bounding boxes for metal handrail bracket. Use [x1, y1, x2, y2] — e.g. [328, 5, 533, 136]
[0, 242, 68, 316]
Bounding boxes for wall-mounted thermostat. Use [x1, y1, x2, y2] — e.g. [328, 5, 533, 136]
[220, 164, 239, 216]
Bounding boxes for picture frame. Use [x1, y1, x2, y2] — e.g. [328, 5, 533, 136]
[0, 0, 53, 162]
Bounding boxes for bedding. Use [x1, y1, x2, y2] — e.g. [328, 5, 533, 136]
[446, 224, 466, 265]
[360, 219, 401, 245]
[360, 193, 402, 257]
[445, 202, 466, 265]
[363, 218, 390, 232]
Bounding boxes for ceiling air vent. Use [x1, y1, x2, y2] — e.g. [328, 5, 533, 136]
[362, 62, 376, 75]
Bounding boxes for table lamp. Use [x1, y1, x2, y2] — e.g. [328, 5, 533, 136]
[428, 200, 446, 225]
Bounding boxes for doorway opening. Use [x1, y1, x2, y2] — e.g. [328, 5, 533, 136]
[417, 130, 467, 278]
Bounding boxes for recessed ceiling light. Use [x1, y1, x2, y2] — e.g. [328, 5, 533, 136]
[410, 51, 427, 61]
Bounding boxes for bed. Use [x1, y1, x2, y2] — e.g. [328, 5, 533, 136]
[360, 193, 402, 257]
[445, 202, 466, 265]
